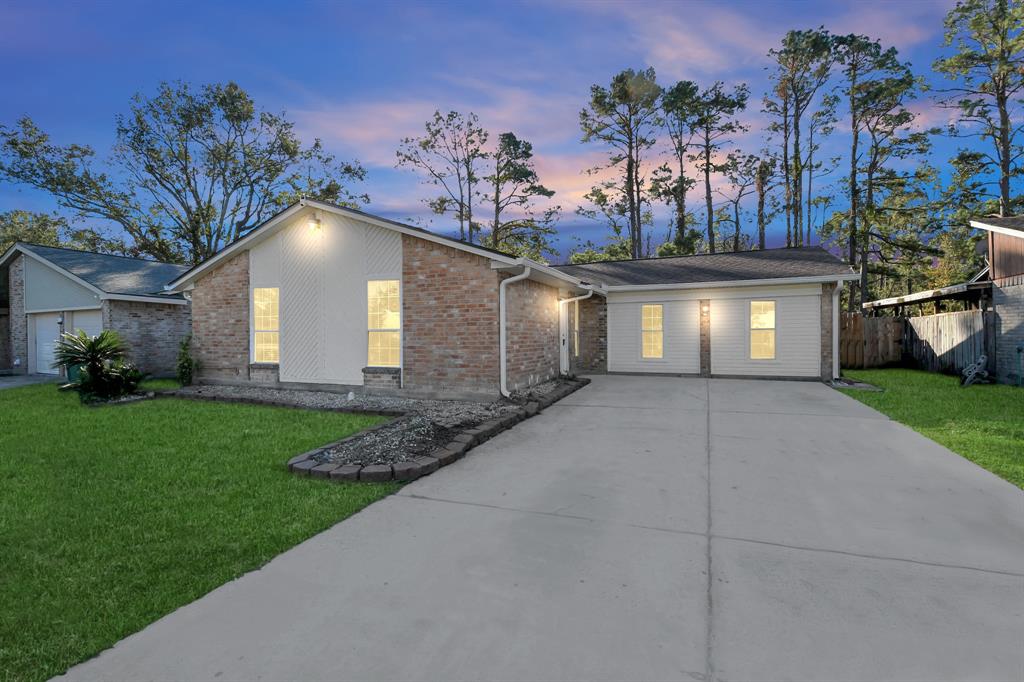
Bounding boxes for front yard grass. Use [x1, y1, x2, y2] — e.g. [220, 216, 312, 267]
[0, 384, 396, 681]
[839, 368, 1024, 489]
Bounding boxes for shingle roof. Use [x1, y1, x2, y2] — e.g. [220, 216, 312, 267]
[18, 244, 189, 298]
[553, 246, 854, 287]
[972, 216, 1024, 234]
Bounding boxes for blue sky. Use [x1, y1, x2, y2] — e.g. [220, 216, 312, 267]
[0, 0, 963, 260]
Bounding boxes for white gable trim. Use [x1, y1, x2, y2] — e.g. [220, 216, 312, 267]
[604, 273, 859, 293]
[969, 219, 1024, 239]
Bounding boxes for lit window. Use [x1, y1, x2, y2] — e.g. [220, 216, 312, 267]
[750, 300, 776, 360]
[253, 288, 279, 363]
[641, 304, 663, 359]
[573, 300, 580, 357]
[368, 280, 401, 367]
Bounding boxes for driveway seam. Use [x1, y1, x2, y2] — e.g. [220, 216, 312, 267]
[703, 378, 715, 682]
[714, 408, 888, 421]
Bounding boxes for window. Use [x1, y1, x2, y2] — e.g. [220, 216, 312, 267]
[750, 300, 776, 360]
[641, 304, 663, 359]
[253, 288, 280, 363]
[573, 300, 580, 357]
[368, 279, 401, 367]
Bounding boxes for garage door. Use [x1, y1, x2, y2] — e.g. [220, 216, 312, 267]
[70, 309, 102, 337]
[32, 312, 62, 375]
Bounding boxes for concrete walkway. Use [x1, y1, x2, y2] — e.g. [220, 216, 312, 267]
[0, 373, 58, 390]
[61, 376, 1024, 681]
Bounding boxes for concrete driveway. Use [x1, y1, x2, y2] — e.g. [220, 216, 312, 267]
[62, 376, 1024, 681]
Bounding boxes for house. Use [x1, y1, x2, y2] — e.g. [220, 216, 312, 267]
[0, 243, 191, 376]
[166, 199, 857, 398]
[969, 215, 1024, 383]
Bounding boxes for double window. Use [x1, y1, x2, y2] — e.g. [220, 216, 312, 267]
[750, 300, 776, 360]
[253, 288, 280, 363]
[641, 304, 664, 359]
[368, 280, 401, 367]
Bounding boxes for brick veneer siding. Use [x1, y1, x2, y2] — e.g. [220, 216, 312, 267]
[101, 299, 191, 376]
[820, 282, 836, 382]
[505, 277, 560, 391]
[8, 256, 27, 374]
[994, 282, 1024, 384]
[191, 251, 251, 382]
[401, 235, 502, 395]
[0, 309, 9, 369]
[573, 295, 607, 374]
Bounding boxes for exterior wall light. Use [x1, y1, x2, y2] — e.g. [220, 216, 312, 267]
[701, 304, 710, 313]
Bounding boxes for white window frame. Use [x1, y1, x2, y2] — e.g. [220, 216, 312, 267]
[251, 287, 280, 364]
[749, 299, 776, 361]
[367, 278, 402, 368]
[640, 303, 664, 360]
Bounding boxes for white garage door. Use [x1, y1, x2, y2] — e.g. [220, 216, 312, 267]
[70, 309, 103, 337]
[32, 312, 63, 375]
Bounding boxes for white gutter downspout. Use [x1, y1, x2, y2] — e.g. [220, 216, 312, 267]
[558, 287, 595, 376]
[499, 266, 532, 398]
[832, 280, 842, 381]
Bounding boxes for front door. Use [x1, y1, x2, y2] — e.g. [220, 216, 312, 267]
[559, 302, 569, 374]
[33, 312, 62, 375]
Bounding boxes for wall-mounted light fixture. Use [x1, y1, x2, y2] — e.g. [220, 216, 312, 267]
[701, 304, 710, 313]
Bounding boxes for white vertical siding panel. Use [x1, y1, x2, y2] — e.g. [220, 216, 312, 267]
[279, 220, 325, 382]
[710, 294, 820, 377]
[607, 299, 700, 373]
[364, 223, 402, 276]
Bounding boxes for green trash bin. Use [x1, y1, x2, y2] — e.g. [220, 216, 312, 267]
[66, 363, 85, 383]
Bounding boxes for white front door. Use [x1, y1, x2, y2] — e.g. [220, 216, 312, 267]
[559, 302, 569, 374]
[33, 312, 62, 375]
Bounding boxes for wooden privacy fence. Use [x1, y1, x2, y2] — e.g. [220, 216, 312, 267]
[841, 310, 995, 374]
[904, 310, 994, 374]
[840, 313, 902, 369]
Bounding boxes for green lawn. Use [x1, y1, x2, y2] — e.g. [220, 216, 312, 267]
[839, 369, 1024, 489]
[0, 384, 396, 681]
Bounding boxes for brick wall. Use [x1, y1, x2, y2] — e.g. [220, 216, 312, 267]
[573, 295, 607, 374]
[0, 309, 9, 369]
[401, 235, 501, 395]
[820, 282, 836, 382]
[191, 251, 250, 382]
[8, 256, 26, 374]
[994, 282, 1024, 384]
[101, 299, 191, 376]
[505, 277, 560, 391]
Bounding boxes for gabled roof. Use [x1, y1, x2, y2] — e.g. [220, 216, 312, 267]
[553, 246, 857, 289]
[0, 243, 189, 302]
[970, 216, 1024, 237]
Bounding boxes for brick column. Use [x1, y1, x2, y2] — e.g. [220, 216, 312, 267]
[8, 255, 27, 374]
[699, 299, 711, 377]
[820, 283, 836, 382]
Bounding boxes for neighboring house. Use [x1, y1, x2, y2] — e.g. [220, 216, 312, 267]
[556, 248, 858, 381]
[167, 199, 857, 398]
[969, 216, 1024, 383]
[0, 243, 190, 376]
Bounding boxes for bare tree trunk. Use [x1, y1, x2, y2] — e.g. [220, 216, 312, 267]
[756, 173, 767, 250]
[998, 89, 1011, 217]
[792, 105, 803, 248]
[781, 99, 792, 248]
[704, 134, 716, 253]
[733, 200, 741, 252]
[847, 68, 860, 312]
[806, 126, 814, 245]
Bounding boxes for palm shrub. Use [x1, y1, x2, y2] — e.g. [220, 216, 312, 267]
[54, 329, 145, 401]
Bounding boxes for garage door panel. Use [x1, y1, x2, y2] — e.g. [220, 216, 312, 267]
[32, 313, 62, 375]
[710, 295, 820, 377]
[608, 300, 699, 374]
[70, 310, 102, 337]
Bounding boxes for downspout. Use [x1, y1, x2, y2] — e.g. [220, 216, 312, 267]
[558, 288, 595, 376]
[499, 266, 532, 398]
[832, 280, 842, 381]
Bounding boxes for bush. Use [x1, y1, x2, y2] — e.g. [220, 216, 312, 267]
[176, 334, 197, 386]
[54, 330, 146, 402]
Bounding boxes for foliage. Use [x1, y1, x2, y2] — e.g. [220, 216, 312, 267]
[567, 223, 633, 264]
[397, 110, 489, 243]
[176, 333, 198, 386]
[0, 81, 367, 264]
[839, 369, 1023, 488]
[54, 329, 144, 401]
[655, 80, 701, 249]
[579, 67, 663, 259]
[0, 383, 394, 680]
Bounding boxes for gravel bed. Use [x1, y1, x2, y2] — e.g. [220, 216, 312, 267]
[176, 378, 576, 466]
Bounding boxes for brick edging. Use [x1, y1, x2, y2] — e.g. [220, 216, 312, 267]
[288, 377, 591, 483]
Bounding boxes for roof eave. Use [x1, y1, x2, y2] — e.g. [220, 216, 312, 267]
[604, 273, 858, 291]
[970, 219, 1024, 239]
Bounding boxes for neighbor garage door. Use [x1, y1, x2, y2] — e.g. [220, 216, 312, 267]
[69, 309, 102, 338]
[32, 312, 62, 375]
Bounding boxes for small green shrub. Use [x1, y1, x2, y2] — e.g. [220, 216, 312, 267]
[176, 334, 197, 386]
[54, 330, 146, 402]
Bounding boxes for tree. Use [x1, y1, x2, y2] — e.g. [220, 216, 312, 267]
[716, 153, 760, 252]
[580, 68, 662, 259]
[768, 29, 834, 247]
[0, 210, 124, 256]
[934, 0, 1024, 217]
[656, 80, 701, 250]
[481, 132, 557, 260]
[754, 155, 778, 249]
[804, 94, 839, 244]
[688, 82, 749, 253]
[0, 82, 366, 264]
[397, 110, 489, 243]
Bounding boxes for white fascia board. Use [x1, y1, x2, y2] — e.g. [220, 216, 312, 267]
[491, 258, 608, 295]
[969, 220, 1024, 239]
[105, 293, 189, 305]
[605, 273, 859, 292]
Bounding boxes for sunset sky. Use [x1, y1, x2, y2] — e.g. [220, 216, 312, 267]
[0, 0, 962, 259]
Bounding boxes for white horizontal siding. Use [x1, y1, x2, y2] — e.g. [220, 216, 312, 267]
[607, 298, 700, 373]
[710, 294, 821, 377]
